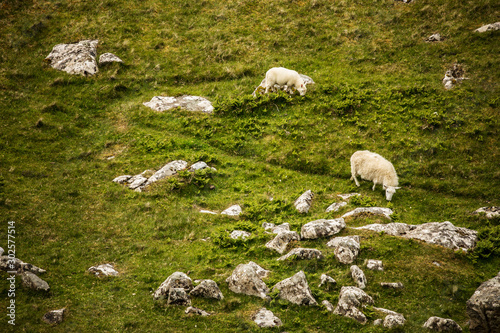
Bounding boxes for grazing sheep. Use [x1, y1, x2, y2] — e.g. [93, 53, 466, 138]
[265, 67, 307, 96]
[350, 150, 400, 201]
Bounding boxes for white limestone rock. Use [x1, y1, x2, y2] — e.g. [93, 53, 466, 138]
[474, 22, 500, 33]
[185, 306, 211, 316]
[265, 231, 301, 254]
[334, 286, 374, 324]
[21, 271, 50, 291]
[247, 261, 271, 279]
[322, 300, 335, 312]
[88, 263, 119, 277]
[98, 52, 123, 65]
[473, 206, 500, 219]
[327, 236, 361, 264]
[365, 259, 384, 271]
[188, 161, 209, 172]
[271, 271, 317, 306]
[45, 40, 99, 76]
[230, 230, 251, 240]
[294, 190, 314, 213]
[200, 210, 217, 215]
[325, 201, 347, 213]
[226, 263, 269, 299]
[167, 287, 191, 306]
[319, 274, 337, 288]
[262, 222, 290, 234]
[112, 175, 132, 184]
[427, 33, 442, 42]
[143, 95, 214, 114]
[301, 218, 346, 239]
[153, 272, 193, 300]
[381, 282, 404, 289]
[384, 314, 406, 328]
[128, 174, 149, 190]
[467, 271, 500, 333]
[350, 265, 367, 289]
[253, 308, 283, 328]
[42, 308, 66, 325]
[277, 248, 324, 261]
[341, 207, 393, 220]
[353, 222, 411, 235]
[144, 160, 188, 188]
[221, 205, 242, 216]
[423, 316, 462, 332]
[190, 279, 224, 300]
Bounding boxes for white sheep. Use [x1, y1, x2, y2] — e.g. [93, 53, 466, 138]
[350, 150, 400, 201]
[265, 67, 307, 96]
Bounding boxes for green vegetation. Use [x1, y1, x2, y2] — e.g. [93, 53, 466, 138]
[1, 0, 498, 332]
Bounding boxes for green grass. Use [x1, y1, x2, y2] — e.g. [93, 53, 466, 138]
[0, 0, 499, 332]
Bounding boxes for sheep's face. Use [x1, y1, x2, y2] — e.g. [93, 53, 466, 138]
[383, 185, 399, 201]
[297, 84, 306, 96]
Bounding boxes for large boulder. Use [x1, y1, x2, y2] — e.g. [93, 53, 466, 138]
[423, 316, 462, 332]
[265, 231, 301, 254]
[334, 286, 374, 324]
[190, 279, 224, 300]
[277, 248, 324, 261]
[271, 271, 317, 306]
[301, 218, 346, 239]
[294, 190, 314, 213]
[252, 308, 282, 328]
[143, 95, 214, 114]
[226, 262, 269, 299]
[467, 271, 500, 333]
[153, 272, 193, 300]
[45, 40, 99, 76]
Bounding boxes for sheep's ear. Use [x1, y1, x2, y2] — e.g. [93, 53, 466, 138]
[383, 185, 388, 189]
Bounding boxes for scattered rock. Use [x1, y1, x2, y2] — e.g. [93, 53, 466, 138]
[128, 173, 149, 190]
[365, 259, 384, 271]
[42, 308, 66, 325]
[112, 175, 132, 184]
[466, 271, 500, 333]
[45, 40, 99, 76]
[253, 308, 283, 328]
[327, 236, 360, 264]
[98, 53, 123, 65]
[354, 221, 477, 251]
[381, 282, 404, 289]
[189, 161, 209, 171]
[272, 271, 317, 306]
[427, 33, 442, 42]
[88, 263, 119, 277]
[226, 263, 269, 299]
[334, 286, 374, 324]
[384, 314, 406, 328]
[338, 193, 361, 200]
[277, 248, 324, 261]
[301, 218, 346, 239]
[325, 201, 347, 213]
[143, 95, 214, 114]
[322, 300, 335, 312]
[200, 210, 217, 215]
[319, 274, 337, 288]
[221, 205, 242, 216]
[262, 222, 290, 234]
[473, 207, 500, 219]
[294, 190, 314, 213]
[185, 306, 211, 316]
[144, 160, 188, 188]
[153, 272, 193, 300]
[0, 256, 46, 274]
[190, 279, 224, 300]
[443, 63, 466, 90]
[252, 73, 315, 97]
[167, 287, 191, 306]
[474, 22, 500, 33]
[350, 265, 367, 289]
[423, 316, 463, 332]
[265, 231, 301, 254]
[230, 230, 251, 240]
[341, 207, 393, 220]
[21, 271, 50, 291]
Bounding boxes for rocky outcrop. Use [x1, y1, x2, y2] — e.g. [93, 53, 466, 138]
[143, 95, 214, 114]
[341, 207, 393, 220]
[154, 272, 193, 300]
[88, 263, 119, 277]
[467, 271, 500, 333]
[98, 53, 123, 65]
[226, 262, 269, 299]
[42, 308, 66, 325]
[45, 40, 99, 76]
[365, 259, 384, 271]
[327, 236, 360, 264]
[294, 190, 314, 213]
[221, 205, 242, 216]
[474, 22, 500, 33]
[350, 265, 367, 289]
[252, 308, 282, 328]
[265, 231, 301, 254]
[334, 286, 374, 324]
[271, 271, 317, 306]
[190, 279, 224, 300]
[277, 248, 324, 261]
[301, 218, 346, 239]
[354, 221, 477, 251]
[473, 207, 500, 219]
[21, 271, 50, 291]
[423, 316, 462, 332]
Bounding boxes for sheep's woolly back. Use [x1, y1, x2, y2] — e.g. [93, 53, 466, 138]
[351, 151, 398, 187]
[265, 67, 304, 89]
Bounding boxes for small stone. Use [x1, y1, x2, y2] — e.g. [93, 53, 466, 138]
[474, 22, 500, 33]
[322, 300, 335, 312]
[341, 207, 393, 220]
[200, 210, 217, 215]
[98, 52, 123, 64]
[423, 316, 462, 332]
[277, 248, 323, 261]
[272, 271, 317, 306]
[262, 222, 290, 234]
[381, 282, 404, 289]
[301, 218, 346, 239]
[253, 308, 282, 328]
[473, 206, 500, 219]
[325, 201, 347, 213]
[153, 272, 193, 300]
[143, 95, 214, 114]
[426, 33, 442, 42]
[189, 161, 209, 172]
[185, 306, 211, 316]
[319, 274, 336, 288]
[350, 265, 367, 289]
[21, 271, 50, 291]
[88, 263, 119, 277]
[221, 204, 242, 216]
[112, 175, 132, 184]
[294, 190, 314, 213]
[167, 287, 191, 306]
[384, 314, 406, 328]
[190, 279, 224, 300]
[230, 230, 251, 240]
[42, 308, 66, 325]
[265, 231, 301, 254]
[365, 259, 384, 271]
[333, 286, 374, 324]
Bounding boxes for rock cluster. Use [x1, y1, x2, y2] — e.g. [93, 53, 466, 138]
[143, 95, 214, 114]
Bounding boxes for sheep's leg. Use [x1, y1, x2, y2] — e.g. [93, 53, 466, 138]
[351, 168, 360, 187]
[372, 183, 376, 191]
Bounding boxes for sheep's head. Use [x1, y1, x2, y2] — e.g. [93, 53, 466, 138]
[383, 185, 400, 201]
[297, 83, 307, 96]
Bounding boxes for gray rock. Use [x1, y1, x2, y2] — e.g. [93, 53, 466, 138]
[247, 261, 271, 279]
[341, 207, 393, 220]
[98, 52, 123, 65]
[350, 265, 367, 289]
[334, 286, 374, 324]
[381, 282, 404, 289]
[200, 210, 217, 215]
[325, 201, 347, 213]
[365, 259, 384, 271]
[153, 272, 193, 300]
[144, 160, 188, 188]
[272, 271, 317, 306]
[128, 174, 149, 190]
[322, 300, 335, 312]
[319, 274, 337, 288]
[112, 175, 132, 184]
[384, 314, 406, 328]
[474, 22, 500, 33]
[467, 271, 500, 333]
[423, 316, 462, 332]
[143, 95, 214, 114]
[188, 161, 209, 171]
[473, 207, 500, 219]
[443, 63, 466, 90]
[277, 248, 324, 261]
[185, 306, 211, 316]
[354, 221, 477, 251]
[221, 204, 242, 216]
[301, 218, 346, 239]
[265, 231, 301, 254]
[253, 308, 282, 328]
[374, 319, 383, 326]
[230, 230, 251, 240]
[327, 236, 360, 264]
[427, 33, 442, 42]
[45, 40, 99, 76]
[167, 287, 191, 306]
[42, 308, 66, 325]
[190, 279, 224, 300]
[21, 271, 50, 291]
[0, 256, 46, 274]
[88, 263, 119, 277]
[294, 190, 314, 213]
[262, 222, 290, 234]
[226, 263, 269, 299]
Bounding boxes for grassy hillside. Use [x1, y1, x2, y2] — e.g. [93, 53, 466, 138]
[0, 0, 499, 332]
